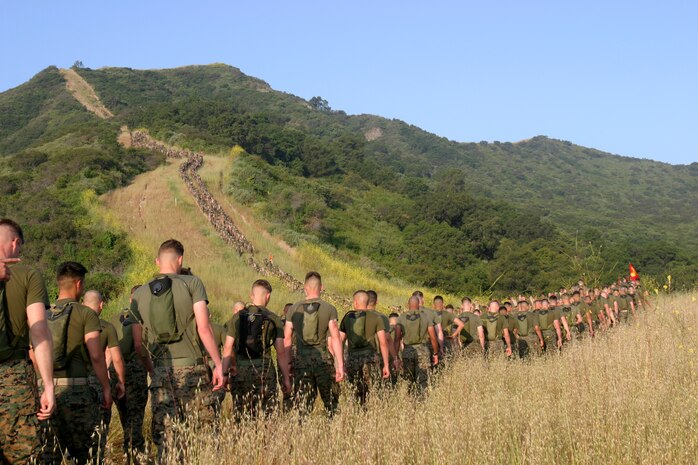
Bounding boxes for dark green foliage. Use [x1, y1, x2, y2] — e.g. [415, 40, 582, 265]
[3, 64, 696, 296]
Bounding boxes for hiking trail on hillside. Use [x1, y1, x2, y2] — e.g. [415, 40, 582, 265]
[59, 68, 114, 119]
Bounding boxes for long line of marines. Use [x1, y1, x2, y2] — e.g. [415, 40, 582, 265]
[0, 219, 651, 464]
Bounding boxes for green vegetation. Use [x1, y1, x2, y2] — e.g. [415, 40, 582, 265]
[2, 64, 696, 296]
[0, 67, 163, 299]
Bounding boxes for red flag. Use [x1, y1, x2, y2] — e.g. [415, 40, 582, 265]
[629, 263, 639, 281]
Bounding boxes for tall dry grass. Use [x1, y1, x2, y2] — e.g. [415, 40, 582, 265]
[116, 293, 698, 465]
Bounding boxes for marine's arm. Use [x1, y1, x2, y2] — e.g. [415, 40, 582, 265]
[27, 302, 55, 420]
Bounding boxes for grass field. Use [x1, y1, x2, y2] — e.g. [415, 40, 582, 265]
[95, 140, 697, 465]
[139, 292, 697, 465]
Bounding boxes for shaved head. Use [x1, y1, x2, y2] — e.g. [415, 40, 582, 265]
[408, 295, 420, 310]
[233, 301, 245, 314]
[353, 290, 369, 310]
[83, 290, 104, 313]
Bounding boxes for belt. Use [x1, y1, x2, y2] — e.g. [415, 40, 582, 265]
[154, 357, 204, 368]
[38, 377, 89, 387]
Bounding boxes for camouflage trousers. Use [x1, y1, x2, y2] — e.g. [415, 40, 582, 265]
[514, 334, 540, 359]
[540, 330, 558, 354]
[149, 364, 217, 457]
[292, 349, 339, 417]
[401, 344, 432, 398]
[0, 359, 40, 464]
[88, 375, 117, 465]
[345, 351, 380, 405]
[619, 310, 631, 324]
[40, 383, 100, 465]
[114, 359, 148, 461]
[229, 358, 278, 419]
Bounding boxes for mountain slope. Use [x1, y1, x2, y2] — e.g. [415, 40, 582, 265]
[2, 64, 696, 294]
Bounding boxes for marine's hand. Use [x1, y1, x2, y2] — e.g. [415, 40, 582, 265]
[566, 333, 571, 341]
[556, 339, 562, 349]
[505, 347, 512, 357]
[115, 381, 126, 400]
[229, 365, 238, 378]
[392, 358, 403, 372]
[37, 386, 55, 421]
[432, 354, 439, 366]
[0, 258, 20, 282]
[335, 369, 345, 382]
[211, 365, 225, 391]
[282, 377, 292, 395]
[101, 387, 113, 411]
[382, 365, 390, 379]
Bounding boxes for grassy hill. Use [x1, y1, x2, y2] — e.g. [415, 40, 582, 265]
[1, 64, 696, 303]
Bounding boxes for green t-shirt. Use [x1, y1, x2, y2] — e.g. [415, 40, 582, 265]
[130, 273, 209, 363]
[617, 295, 631, 311]
[481, 312, 506, 342]
[421, 307, 440, 327]
[455, 312, 482, 345]
[535, 308, 560, 332]
[98, 318, 119, 351]
[4, 264, 49, 351]
[111, 310, 138, 360]
[339, 309, 389, 354]
[286, 298, 338, 354]
[212, 322, 226, 350]
[225, 305, 284, 360]
[438, 311, 456, 334]
[53, 299, 102, 379]
[559, 305, 580, 326]
[397, 309, 434, 345]
[510, 311, 539, 338]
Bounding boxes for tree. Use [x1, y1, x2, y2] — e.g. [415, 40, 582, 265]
[309, 96, 332, 112]
[72, 60, 85, 69]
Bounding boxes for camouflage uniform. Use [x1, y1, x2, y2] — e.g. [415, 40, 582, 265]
[0, 265, 49, 464]
[401, 344, 432, 397]
[226, 306, 284, 419]
[292, 349, 340, 417]
[114, 359, 148, 462]
[149, 364, 216, 448]
[41, 384, 100, 465]
[341, 310, 388, 405]
[40, 299, 103, 465]
[0, 359, 40, 464]
[111, 310, 148, 462]
[286, 298, 340, 417]
[229, 359, 278, 418]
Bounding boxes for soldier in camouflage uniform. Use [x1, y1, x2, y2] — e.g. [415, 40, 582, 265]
[111, 285, 151, 464]
[535, 299, 563, 352]
[83, 290, 127, 465]
[510, 300, 544, 358]
[130, 240, 224, 460]
[0, 219, 55, 464]
[451, 297, 485, 357]
[223, 279, 290, 419]
[339, 290, 391, 405]
[41, 262, 113, 465]
[394, 296, 439, 398]
[284, 271, 344, 417]
[481, 301, 513, 357]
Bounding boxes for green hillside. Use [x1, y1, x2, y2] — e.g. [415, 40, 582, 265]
[1, 64, 696, 295]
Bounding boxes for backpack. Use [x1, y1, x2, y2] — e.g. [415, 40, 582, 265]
[483, 314, 499, 342]
[537, 310, 555, 331]
[515, 313, 530, 337]
[342, 311, 370, 351]
[0, 282, 21, 362]
[236, 307, 274, 359]
[148, 276, 187, 344]
[46, 302, 74, 370]
[402, 311, 426, 345]
[118, 311, 136, 360]
[301, 302, 321, 346]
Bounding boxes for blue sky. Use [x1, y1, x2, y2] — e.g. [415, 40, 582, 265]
[2, 1, 696, 164]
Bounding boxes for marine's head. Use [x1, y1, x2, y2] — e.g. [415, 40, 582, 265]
[83, 290, 104, 315]
[412, 290, 425, 307]
[366, 290, 378, 310]
[156, 239, 184, 274]
[408, 295, 420, 311]
[433, 295, 444, 311]
[460, 297, 473, 313]
[57, 261, 88, 300]
[0, 218, 24, 260]
[487, 300, 500, 314]
[304, 271, 323, 299]
[353, 290, 369, 311]
[250, 279, 272, 307]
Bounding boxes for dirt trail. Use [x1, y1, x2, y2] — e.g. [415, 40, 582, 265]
[59, 68, 114, 119]
[120, 128, 352, 307]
